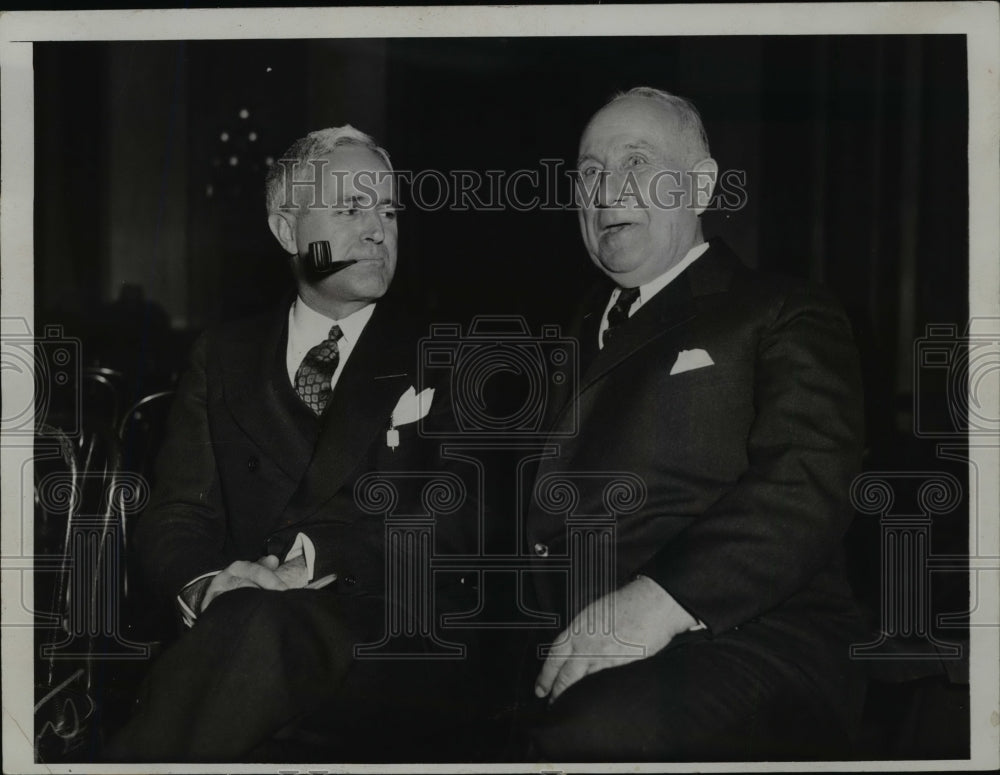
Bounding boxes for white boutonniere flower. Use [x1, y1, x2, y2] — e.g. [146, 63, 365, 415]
[386, 386, 435, 449]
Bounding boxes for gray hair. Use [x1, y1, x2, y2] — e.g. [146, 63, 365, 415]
[265, 124, 392, 215]
[608, 86, 711, 165]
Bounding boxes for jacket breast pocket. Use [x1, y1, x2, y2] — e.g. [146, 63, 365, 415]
[657, 364, 753, 466]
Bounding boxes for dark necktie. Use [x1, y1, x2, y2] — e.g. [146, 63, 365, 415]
[602, 286, 641, 347]
[295, 324, 343, 416]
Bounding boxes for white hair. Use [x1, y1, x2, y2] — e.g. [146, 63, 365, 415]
[608, 86, 711, 165]
[264, 124, 392, 215]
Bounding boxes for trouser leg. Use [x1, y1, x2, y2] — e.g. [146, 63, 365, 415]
[104, 587, 368, 762]
[528, 632, 862, 762]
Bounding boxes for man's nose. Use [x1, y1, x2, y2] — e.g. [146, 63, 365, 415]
[360, 208, 385, 242]
[595, 170, 627, 208]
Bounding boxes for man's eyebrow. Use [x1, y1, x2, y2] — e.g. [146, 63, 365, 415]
[330, 194, 363, 208]
[576, 141, 660, 167]
[375, 194, 400, 209]
[335, 193, 397, 208]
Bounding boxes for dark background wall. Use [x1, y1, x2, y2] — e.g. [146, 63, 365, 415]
[31, 34, 973, 758]
[34, 33, 969, 458]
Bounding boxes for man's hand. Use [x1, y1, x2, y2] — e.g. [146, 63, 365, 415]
[201, 555, 289, 612]
[534, 575, 698, 702]
[273, 553, 310, 589]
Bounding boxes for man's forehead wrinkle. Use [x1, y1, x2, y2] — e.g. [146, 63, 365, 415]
[578, 135, 668, 166]
[622, 139, 663, 155]
[325, 168, 392, 180]
[588, 98, 688, 139]
[327, 170, 394, 190]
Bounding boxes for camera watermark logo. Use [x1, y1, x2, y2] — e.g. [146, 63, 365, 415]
[914, 319, 1000, 437]
[910, 317, 1000, 637]
[419, 316, 578, 438]
[1, 318, 82, 437]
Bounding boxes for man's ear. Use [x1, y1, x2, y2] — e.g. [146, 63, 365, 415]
[268, 212, 298, 255]
[690, 157, 718, 217]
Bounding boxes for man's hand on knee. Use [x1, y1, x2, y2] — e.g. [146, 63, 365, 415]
[534, 576, 697, 702]
[273, 553, 310, 589]
[201, 555, 289, 612]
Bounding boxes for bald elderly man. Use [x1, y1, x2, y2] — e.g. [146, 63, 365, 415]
[523, 88, 867, 761]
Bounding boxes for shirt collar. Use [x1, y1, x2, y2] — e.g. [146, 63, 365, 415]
[598, 241, 710, 349]
[636, 241, 710, 305]
[290, 296, 375, 350]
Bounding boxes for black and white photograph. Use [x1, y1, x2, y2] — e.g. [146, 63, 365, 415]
[1, 4, 998, 772]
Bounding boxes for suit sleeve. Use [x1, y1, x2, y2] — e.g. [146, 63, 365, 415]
[133, 333, 230, 603]
[637, 287, 865, 634]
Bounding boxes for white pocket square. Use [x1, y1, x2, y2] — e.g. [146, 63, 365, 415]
[670, 349, 714, 375]
[391, 385, 435, 427]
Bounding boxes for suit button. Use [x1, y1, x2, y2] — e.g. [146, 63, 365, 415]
[247, 456, 259, 472]
[533, 542, 549, 558]
[344, 575, 357, 586]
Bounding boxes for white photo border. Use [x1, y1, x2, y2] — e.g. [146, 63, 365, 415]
[2, 3, 998, 773]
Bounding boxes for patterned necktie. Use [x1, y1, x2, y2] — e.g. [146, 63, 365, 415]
[295, 324, 343, 416]
[602, 286, 641, 347]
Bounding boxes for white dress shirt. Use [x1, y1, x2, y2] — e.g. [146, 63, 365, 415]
[286, 297, 375, 389]
[597, 241, 710, 349]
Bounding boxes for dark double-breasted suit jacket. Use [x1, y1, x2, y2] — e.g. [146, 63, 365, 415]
[526, 239, 867, 724]
[135, 296, 474, 611]
[115, 296, 481, 761]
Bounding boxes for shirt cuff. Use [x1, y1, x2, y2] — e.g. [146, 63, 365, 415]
[177, 571, 221, 628]
[634, 573, 706, 633]
[283, 532, 316, 582]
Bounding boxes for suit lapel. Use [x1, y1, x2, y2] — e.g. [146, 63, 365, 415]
[219, 303, 314, 482]
[280, 302, 414, 526]
[547, 239, 739, 436]
[578, 273, 697, 393]
[576, 288, 606, 373]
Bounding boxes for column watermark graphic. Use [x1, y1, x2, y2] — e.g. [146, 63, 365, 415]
[35, 471, 150, 660]
[849, 472, 964, 659]
[533, 472, 648, 660]
[847, 317, 1000, 660]
[913, 318, 1000, 632]
[352, 471, 469, 660]
[354, 316, 653, 661]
